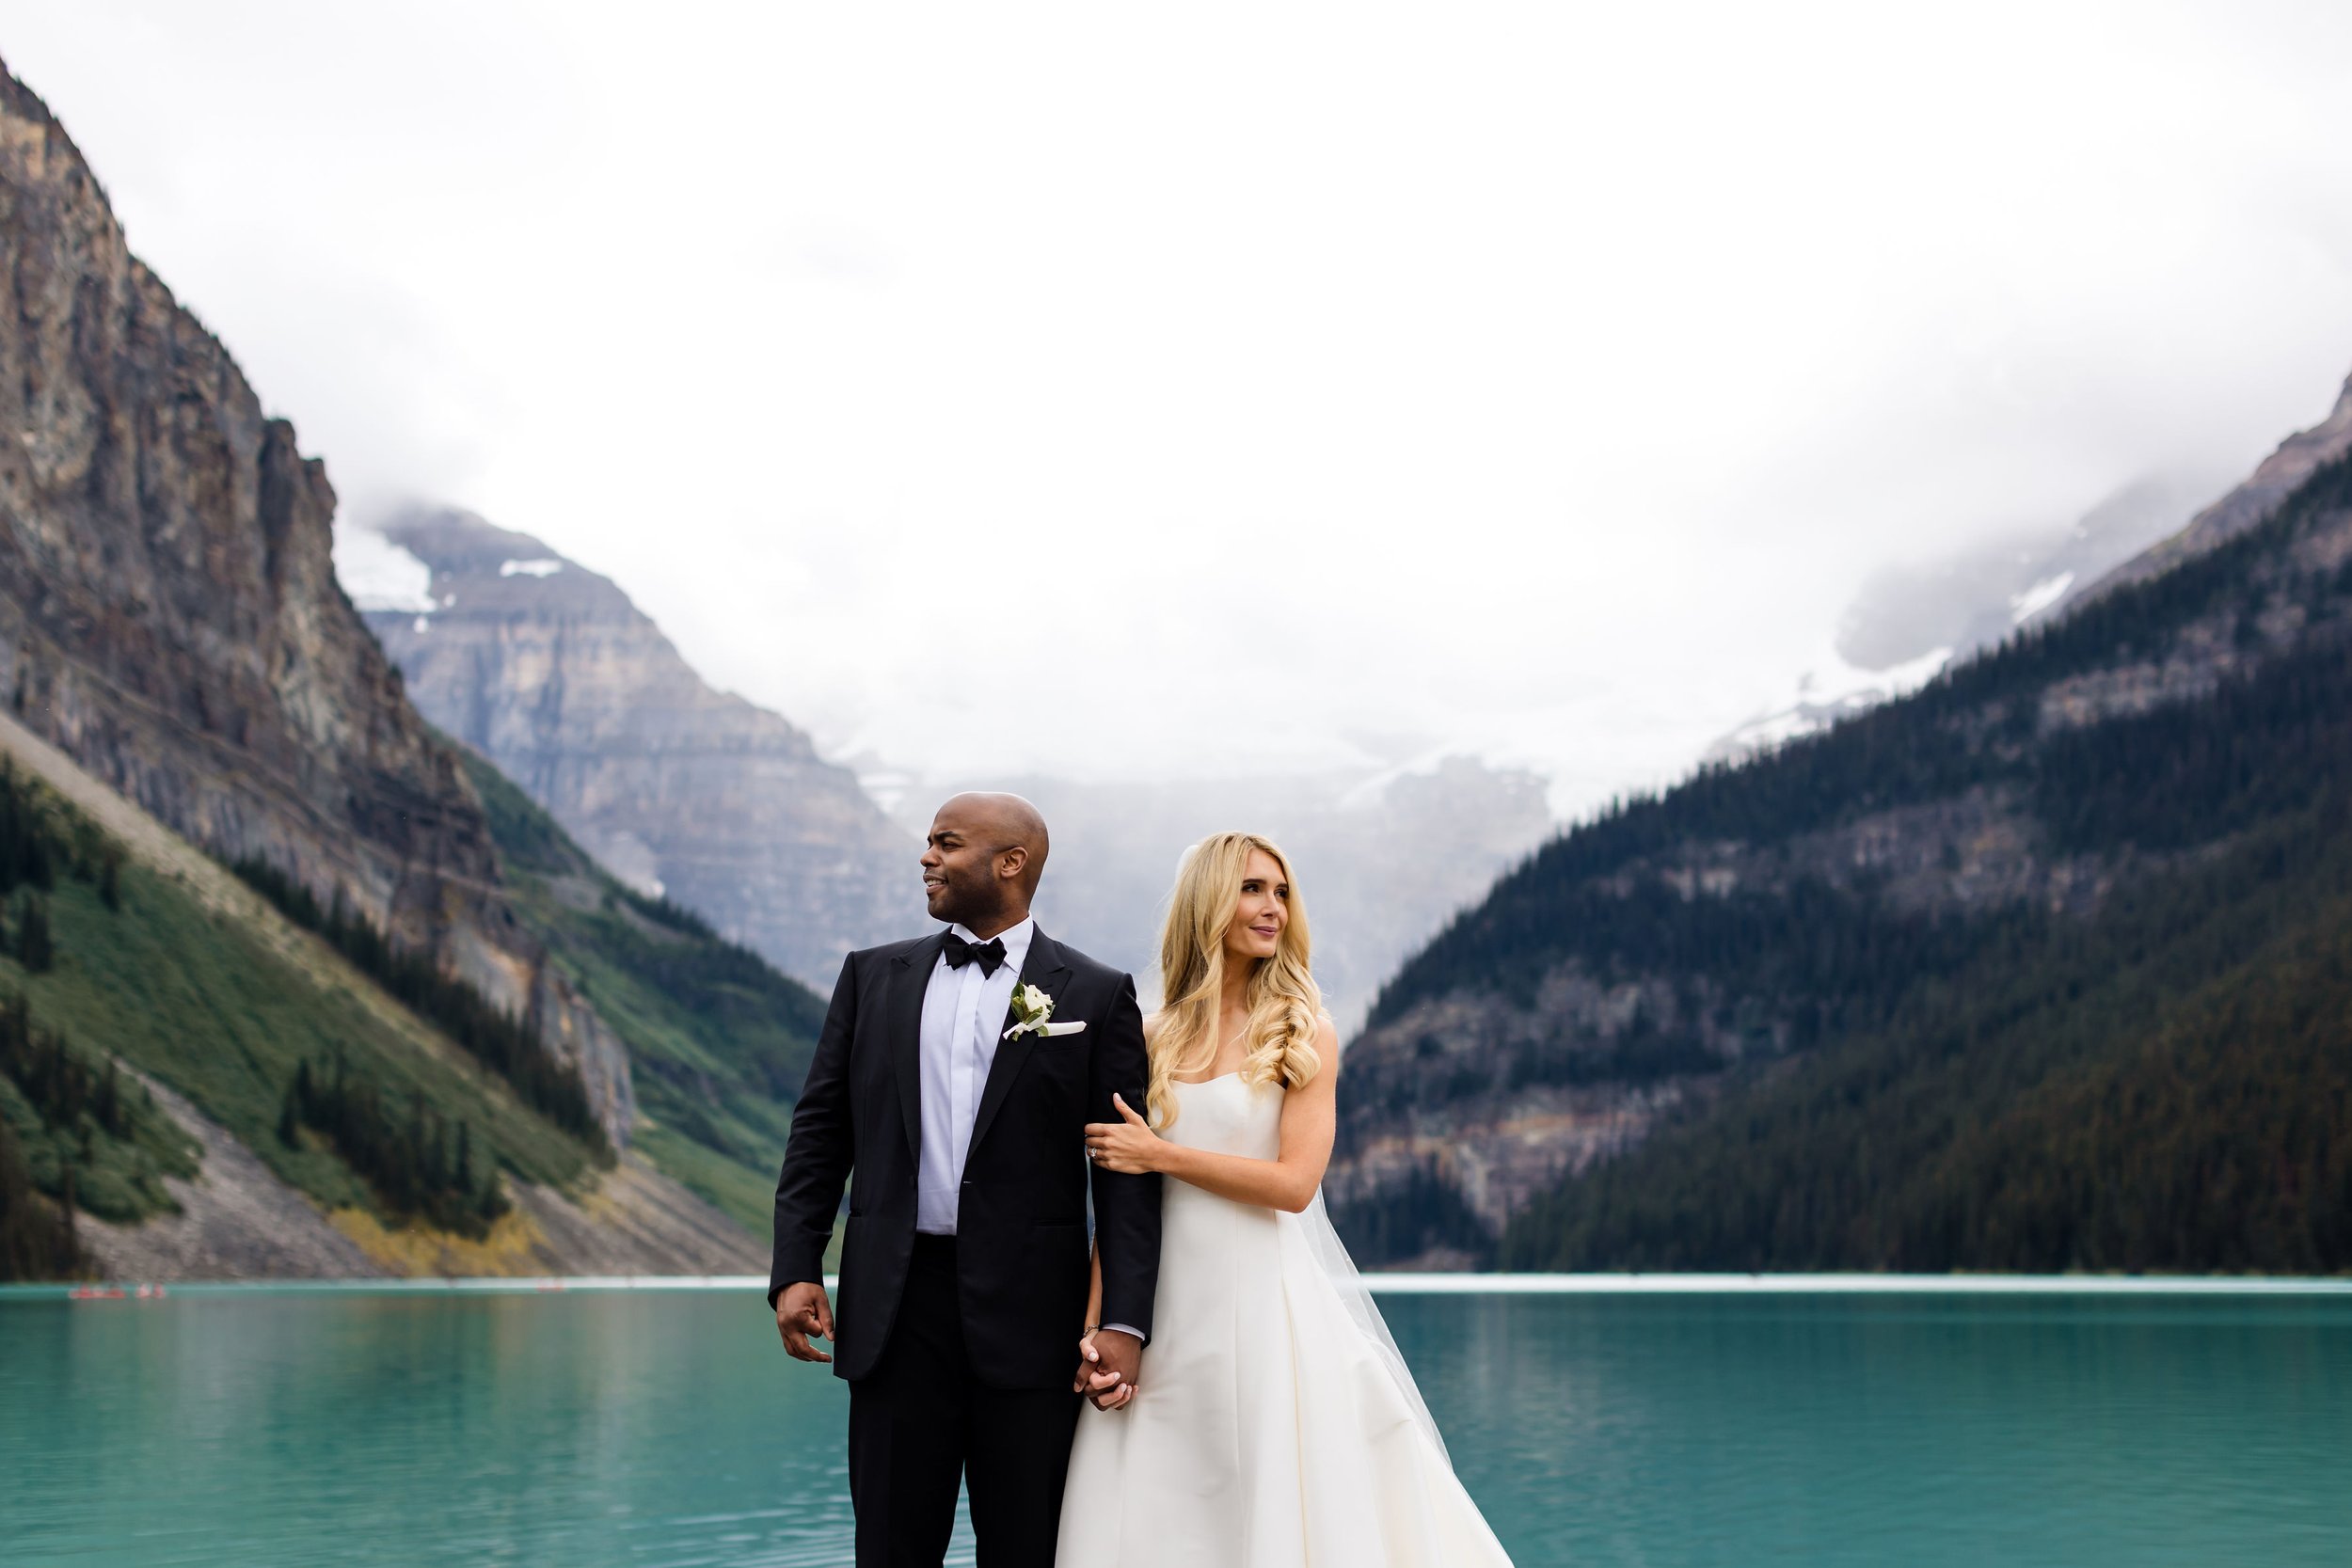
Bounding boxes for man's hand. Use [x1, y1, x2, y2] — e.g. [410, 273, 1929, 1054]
[775, 1281, 834, 1363]
[1081, 1327, 1143, 1410]
[1072, 1331, 1134, 1409]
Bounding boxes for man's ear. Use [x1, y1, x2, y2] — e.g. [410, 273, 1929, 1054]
[996, 846, 1028, 884]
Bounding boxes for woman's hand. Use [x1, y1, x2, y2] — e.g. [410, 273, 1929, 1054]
[1072, 1330, 1136, 1408]
[1084, 1094, 1163, 1175]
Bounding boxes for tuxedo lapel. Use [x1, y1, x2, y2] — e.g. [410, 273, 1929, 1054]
[968, 927, 1071, 1160]
[888, 930, 946, 1164]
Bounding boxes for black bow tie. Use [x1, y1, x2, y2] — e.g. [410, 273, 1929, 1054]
[943, 932, 1008, 976]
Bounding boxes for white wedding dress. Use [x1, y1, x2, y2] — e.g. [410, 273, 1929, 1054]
[1056, 1073, 1516, 1566]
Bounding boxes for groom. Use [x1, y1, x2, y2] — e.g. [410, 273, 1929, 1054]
[770, 792, 1162, 1566]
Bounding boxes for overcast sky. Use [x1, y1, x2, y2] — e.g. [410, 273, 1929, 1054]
[8, 2, 2352, 815]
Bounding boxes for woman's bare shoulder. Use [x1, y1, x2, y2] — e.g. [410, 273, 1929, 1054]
[1142, 1008, 1166, 1043]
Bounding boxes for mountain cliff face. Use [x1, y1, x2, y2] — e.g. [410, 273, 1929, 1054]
[0, 68, 635, 1140]
[1333, 369, 2352, 1270]
[350, 507, 914, 986]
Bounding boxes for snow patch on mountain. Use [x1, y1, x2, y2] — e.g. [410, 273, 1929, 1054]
[2009, 570, 2075, 626]
[500, 558, 564, 578]
[1703, 643, 1952, 765]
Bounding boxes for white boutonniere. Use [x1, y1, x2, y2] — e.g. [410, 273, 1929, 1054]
[1004, 983, 1088, 1040]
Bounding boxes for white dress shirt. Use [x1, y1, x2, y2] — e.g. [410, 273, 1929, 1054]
[911, 917, 1143, 1344]
[915, 916, 1035, 1234]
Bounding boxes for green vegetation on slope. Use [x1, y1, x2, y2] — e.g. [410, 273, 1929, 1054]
[0, 763, 598, 1268]
[230, 855, 603, 1146]
[456, 751, 826, 1230]
[282, 1055, 510, 1239]
[0, 1113, 83, 1279]
[1486, 487, 2352, 1273]
[0, 762, 200, 1253]
[1501, 788, 2352, 1273]
[1, 990, 197, 1223]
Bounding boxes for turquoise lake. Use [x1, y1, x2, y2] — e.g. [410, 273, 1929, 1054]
[3, 1281, 2349, 1565]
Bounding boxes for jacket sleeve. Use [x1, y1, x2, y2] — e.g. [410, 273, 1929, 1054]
[1089, 972, 1163, 1338]
[770, 951, 859, 1308]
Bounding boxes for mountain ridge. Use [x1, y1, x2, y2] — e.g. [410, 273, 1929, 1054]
[351, 505, 915, 988]
[0, 59, 638, 1145]
[1332, 369, 2352, 1271]
[2085, 372, 2352, 602]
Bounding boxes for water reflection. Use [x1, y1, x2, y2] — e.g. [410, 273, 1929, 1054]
[3, 1291, 2347, 1565]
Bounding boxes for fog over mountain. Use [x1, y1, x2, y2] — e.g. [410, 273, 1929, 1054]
[342, 513, 1549, 1022]
[889, 762, 1555, 1032]
[1706, 470, 2233, 762]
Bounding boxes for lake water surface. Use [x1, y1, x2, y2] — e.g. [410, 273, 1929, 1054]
[3, 1280, 2347, 1565]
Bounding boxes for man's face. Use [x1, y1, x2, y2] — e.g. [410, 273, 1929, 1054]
[920, 803, 1012, 927]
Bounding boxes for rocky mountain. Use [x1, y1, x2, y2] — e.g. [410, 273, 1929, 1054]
[2084, 372, 2352, 600]
[0, 63, 641, 1144]
[0, 58, 806, 1278]
[347, 507, 914, 987]
[1333, 369, 2352, 1272]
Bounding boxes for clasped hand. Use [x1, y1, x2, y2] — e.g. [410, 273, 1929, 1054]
[1082, 1094, 1160, 1174]
[1073, 1326, 1142, 1410]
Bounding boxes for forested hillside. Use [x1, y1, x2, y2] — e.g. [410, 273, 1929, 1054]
[456, 752, 823, 1231]
[1502, 653, 2352, 1272]
[1333, 398, 2352, 1274]
[0, 739, 610, 1280]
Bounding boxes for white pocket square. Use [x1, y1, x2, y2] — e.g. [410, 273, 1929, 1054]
[1038, 1021, 1088, 1037]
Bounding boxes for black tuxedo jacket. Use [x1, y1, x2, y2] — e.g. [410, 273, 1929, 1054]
[768, 925, 1163, 1387]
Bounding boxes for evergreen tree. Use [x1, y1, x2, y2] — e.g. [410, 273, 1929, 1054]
[0, 1114, 84, 1280]
[229, 856, 604, 1148]
[282, 1054, 511, 1238]
[95, 1058, 120, 1137]
[14, 894, 53, 973]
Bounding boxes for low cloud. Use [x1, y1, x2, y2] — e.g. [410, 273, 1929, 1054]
[11, 1, 2352, 818]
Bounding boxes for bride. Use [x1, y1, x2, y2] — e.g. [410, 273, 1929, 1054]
[1057, 832, 1515, 1565]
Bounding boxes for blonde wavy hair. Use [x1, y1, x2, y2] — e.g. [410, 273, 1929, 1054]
[1147, 832, 1324, 1127]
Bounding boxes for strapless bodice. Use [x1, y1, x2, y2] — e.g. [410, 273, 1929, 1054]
[1164, 1072, 1282, 1161]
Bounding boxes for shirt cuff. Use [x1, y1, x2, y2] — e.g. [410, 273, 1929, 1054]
[1098, 1323, 1146, 1342]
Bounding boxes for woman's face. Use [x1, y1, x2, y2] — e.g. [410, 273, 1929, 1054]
[1222, 847, 1290, 965]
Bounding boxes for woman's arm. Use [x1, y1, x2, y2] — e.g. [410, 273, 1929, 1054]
[1072, 1240, 1133, 1407]
[1084, 1017, 1341, 1214]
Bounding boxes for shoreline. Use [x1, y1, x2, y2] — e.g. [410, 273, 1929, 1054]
[7, 1271, 2352, 1302]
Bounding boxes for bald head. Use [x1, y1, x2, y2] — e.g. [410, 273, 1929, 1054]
[921, 792, 1051, 934]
